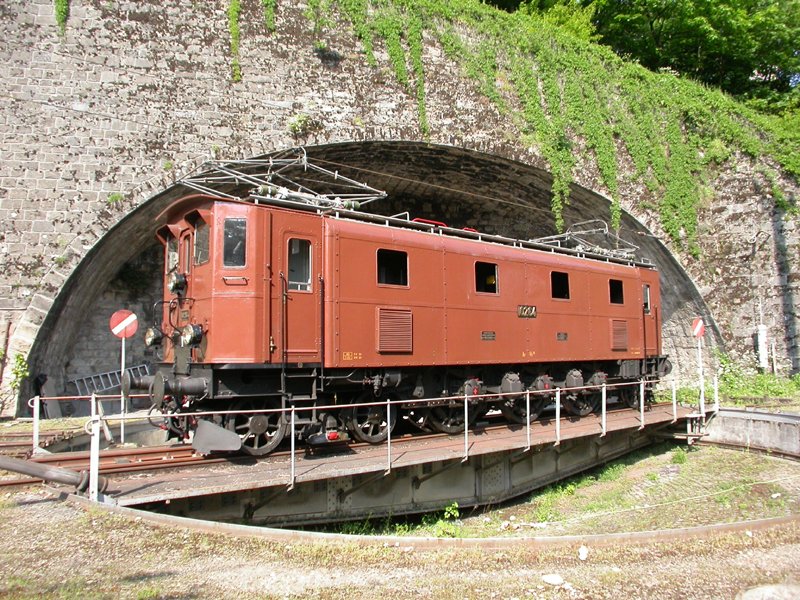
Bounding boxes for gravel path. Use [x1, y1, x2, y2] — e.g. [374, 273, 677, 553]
[1, 488, 799, 599]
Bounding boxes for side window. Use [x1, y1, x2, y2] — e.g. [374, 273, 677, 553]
[223, 218, 246, 267]
[288, 238, 312, 291]
[643, 284, 651, 314]
[551, 271, 570, 299]
[377, 249, 408, 286]
[194, 220, 210, 265]
[609, 279, 624, 304]
[475, 261, 498, 294]
[166, 236, 179, 274]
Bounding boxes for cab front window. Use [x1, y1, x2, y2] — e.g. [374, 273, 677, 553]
[194, 219, 210, 265]
[166, 236, 179, 274]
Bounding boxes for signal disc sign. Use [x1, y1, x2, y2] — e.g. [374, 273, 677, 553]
[110, 309, 138, 339]
[692, 317, 705, 339]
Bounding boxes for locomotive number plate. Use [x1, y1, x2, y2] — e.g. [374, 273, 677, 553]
[517, 305, 537, 318]
[342, 351, 363, 361]
[481, 331, 496, 341]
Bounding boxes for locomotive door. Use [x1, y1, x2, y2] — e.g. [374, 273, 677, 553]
[278, 228, 322, 365]
[642, 282, 659, 356]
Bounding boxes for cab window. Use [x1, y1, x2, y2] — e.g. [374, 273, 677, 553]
[609, 279, 624, 304]
[288, 238, 312, 291]
[166, 236, 179, 274]
[551, 271, 570, 299]
[643, 284, 652, 314]
[182, 236, 192, 274]
[475, 262, 498, 294]
[223, 218, 246, 267]
[194, 220, 210, 265]
[377, 249, 408, 286]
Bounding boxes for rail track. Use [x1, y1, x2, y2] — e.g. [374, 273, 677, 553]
[3, 405, 797, 492]
[0, 404, 646, 489]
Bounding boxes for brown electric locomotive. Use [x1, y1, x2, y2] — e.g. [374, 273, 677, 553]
[128, 157, 670, 456]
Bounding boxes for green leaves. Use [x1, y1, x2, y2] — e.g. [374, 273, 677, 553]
[327, 0, 796, 242]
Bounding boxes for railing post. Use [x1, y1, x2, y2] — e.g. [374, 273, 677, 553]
[289, 406, 296, 490]
[554, 388, 561, 446]
[525, 390, 531, 451]
[386, 396, 392, 474]
[89, 394, 101, 502]
[672, 379, 678, 423]
[31, 396, 40, 455]
[601, 383, 607, 437]
[713, 375, 719, 413]
[462, 394, 469, 462]
[639, 379, 645, 430]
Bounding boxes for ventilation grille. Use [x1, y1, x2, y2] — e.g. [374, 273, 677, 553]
[377, 308, 413, 353]
[611, 319, 628, 351]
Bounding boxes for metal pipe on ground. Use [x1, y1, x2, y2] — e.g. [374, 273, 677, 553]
[0, 455, 109, 493]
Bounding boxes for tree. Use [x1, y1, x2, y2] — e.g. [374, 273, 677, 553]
[520, 0, 599, 41]
[591, 0, 800, 98]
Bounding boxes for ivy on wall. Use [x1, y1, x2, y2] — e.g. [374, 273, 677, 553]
[262, 0, 277, 32]
[48, 0, 799, 250]
[54, 0, 69, 35]
[317, 0, 798, 254]
[228, 0, 242, 82]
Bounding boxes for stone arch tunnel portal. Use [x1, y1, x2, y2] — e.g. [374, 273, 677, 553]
[21, 141, 713, 415]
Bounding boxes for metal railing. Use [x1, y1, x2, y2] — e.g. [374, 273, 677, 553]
[24, 376, 718, 503]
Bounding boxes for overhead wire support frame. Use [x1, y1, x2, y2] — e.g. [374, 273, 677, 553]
[178, 147, 388, 209]
[177, 148, 653, 266]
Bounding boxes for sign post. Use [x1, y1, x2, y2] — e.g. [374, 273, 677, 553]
[692, 317, 706, 421]
[110, 309, 138, 444]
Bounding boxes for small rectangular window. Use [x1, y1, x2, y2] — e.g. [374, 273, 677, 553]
[609, 279, 624, 304]
[223, 218, 246, 267]
[551, 271, 570, 299]
[183, 236, 192, 273]
[194, 220, 209, 265]
[475, 261, 498, 294]
[288, 238, 312, 291]
[643, 284, 651, 314]
[377, 249, 408, 286]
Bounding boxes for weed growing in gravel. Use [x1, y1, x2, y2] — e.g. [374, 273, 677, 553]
[597, 462, 625, 482]
[672, 446, 688, 464]
[135, 587, 162, 600]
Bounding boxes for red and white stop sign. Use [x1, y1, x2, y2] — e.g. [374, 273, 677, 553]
[692, 317, 705, 339]
[110, 309, 138, 339]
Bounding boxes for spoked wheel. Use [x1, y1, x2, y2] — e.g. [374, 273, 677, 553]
[348, 394, 398, 444]
[499, 395, 548, 424]
[562, 393, 601, 417]
[619, 386, 641, 410]
[429, 403, 477, 434]
[226, 398, 286, 456]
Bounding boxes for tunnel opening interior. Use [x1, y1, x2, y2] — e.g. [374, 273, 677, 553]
[24, 141, 715, 411]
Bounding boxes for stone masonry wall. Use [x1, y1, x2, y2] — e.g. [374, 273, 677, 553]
[1, 0, 799, 414]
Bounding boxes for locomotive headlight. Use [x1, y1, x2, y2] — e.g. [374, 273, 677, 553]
[180, 324, 203, 347]
[167, 271, 187, 294]
[144, 326, 164, 347]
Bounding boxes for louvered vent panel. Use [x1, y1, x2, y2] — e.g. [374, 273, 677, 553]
[378, 308, 413, 353]
[611, 319, 628, 351]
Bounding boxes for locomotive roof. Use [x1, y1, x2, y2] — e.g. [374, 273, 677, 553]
[227, 194, 656, 270]
[175, 150, 655, 270]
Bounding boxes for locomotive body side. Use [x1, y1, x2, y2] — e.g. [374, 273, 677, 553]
[325, 216, 662, 371]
